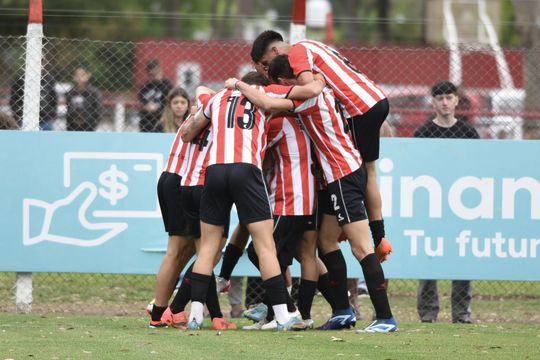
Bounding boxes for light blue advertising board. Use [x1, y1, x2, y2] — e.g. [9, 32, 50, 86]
[0, 131, 538, 281]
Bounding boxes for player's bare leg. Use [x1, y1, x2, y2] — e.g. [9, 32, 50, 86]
[342, 220, 397, 332]
[151, 236, 195, 323]
[296, 230, 321, 326]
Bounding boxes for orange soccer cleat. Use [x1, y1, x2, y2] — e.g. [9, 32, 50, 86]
[161, 307, 188, 329]
[212, 317, 237, 330]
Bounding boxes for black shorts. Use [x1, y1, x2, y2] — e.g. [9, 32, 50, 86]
[318, 167, 368, 225]
[303, 212, 319, 232]
[273, 215, 309, 267]
[182, 185, 231, 238]
[201, 163, 272, 226]
[347, 98, 389, 162]
[157, 171, 188, 236]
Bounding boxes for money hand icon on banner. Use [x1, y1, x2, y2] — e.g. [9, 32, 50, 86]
[98, 164, 128, 206]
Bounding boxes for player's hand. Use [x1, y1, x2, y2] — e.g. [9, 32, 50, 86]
[224, 78, 239, 89]
[375, 238, 393, 263]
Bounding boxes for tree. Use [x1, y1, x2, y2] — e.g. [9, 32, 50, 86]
[512, 0, 540, 138]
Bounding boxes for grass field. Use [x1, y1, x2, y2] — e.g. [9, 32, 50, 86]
[1, 314, 539, 360]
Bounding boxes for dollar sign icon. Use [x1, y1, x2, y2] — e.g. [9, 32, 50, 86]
[98, 164, 129, 206]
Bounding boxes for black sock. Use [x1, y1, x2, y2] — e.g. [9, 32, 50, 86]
[190, 272, 212, 304]
[317, 272, 337, 312]
[320, 250, 350, 311]
[298, 279, 317, 320]
[262, 275, 287, 306]
[247, 243, 260, 269]
[206, 272, 223, 319]
[151, 305, 167, 321]
[279, 268, 297, 313]
[265, 294, 274, 321]
[219, 243, 244, 280]
[369, 220, 385, 248]
[361, 253, 392, 319]
[169, 264, 193, 314]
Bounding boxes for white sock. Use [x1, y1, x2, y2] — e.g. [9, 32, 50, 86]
[190, 301, 204, 324]
[273, 304, 291, 325]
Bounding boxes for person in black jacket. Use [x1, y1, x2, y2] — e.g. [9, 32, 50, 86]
[414, 81, 478, 324]
[65, 65, 102, 132]
[138, 59, 172, 132]
[10, 65, 57, 131]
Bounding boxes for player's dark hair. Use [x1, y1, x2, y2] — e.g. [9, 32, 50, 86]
[431, 81, 458, 96]
[241, 71, 269, 86]
[268, 54, 294, 84]
[250, 30, 284, 63]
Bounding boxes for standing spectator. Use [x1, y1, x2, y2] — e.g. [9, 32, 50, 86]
[10, 59, 57, 131]
[65, 65, 101, 131]
[139, 59, 172, 132]
[415, 81, 479, 324]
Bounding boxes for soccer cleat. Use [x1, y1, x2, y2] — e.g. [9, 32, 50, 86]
[215, 276, 231, 293]
[316, 307, 357, 330]
[161, 308, 188, 329]
[260, 319, 277, 330]
[300, 319, 314, 329]
[242, 319, 269, 330]
[375, 238, 393, 263]
[148, 320, 168, 329]
[187, 318, 202, 330]
[276, 314, 307, 331]
[357, 316, 398, 333]
[212, 317, 237, 330]
[243, 303, 268, 322]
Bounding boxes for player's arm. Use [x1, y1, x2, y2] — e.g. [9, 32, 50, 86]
[196, 86, 216, 98]
[288, 73, 325, 100]
[181, 107, 209, 142]
[181, 86, 214, 141]
[224, 78, 294, 113]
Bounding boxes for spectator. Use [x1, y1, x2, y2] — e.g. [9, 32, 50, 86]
[0, 112, 19, 130]
[139, 59, 172, 132]
[65, 65, 102, 131]
[158, 87, 190, 133]
[9, 59, 57, 131]
[415, 81, 478, 324]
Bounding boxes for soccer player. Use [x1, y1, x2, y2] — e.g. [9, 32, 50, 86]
[225, 55, 398, 332]
[149, 88, 196, 328]
[250, 30, 392, 263]
[160, 88, 236, 331]
[181, 72, 322, 331]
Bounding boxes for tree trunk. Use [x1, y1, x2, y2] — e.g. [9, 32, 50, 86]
[165, 0, 180, 38]
[376, 0, 391, 42]
[512, 0, 540, 138]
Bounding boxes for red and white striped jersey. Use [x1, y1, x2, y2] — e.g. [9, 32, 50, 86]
[203, 86, 290, 169]
[164, 126, 191, 177]
[293, 88, 362, 183]
[288, 40, 386, 119]
[181, 94, 212, 187]
[266, 116, 316, 216]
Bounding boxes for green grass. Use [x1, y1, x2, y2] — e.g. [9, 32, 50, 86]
[1, 315, 539, 360]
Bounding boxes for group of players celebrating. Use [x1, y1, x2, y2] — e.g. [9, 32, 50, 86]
[148, 30, 397, 333]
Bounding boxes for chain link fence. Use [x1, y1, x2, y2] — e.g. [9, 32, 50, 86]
[1, 35, 539, 323]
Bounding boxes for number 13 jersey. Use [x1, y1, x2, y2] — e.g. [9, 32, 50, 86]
[202, 86, 290, 170]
